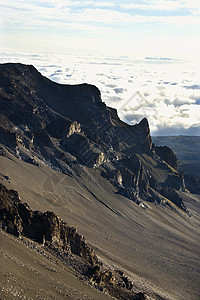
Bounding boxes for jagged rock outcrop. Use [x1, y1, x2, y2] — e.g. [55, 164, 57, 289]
[160, 186, 188, 212]
[0, 183, 147, 300]
[65, 121, 82, 138]
[0, 62, 198, 213]
[155, 145, 177, 169]
[0, 183, 97, 265]
[184, 175, 200, 194]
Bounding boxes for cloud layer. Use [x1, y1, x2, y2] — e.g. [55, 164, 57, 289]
[0, 50, 199, 136]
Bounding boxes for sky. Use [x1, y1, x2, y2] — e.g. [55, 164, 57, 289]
[0, 1, 200, 135]
[1, 0, 200, 59]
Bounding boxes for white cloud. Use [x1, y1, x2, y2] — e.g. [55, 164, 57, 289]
[2, 0, 200, 32]
[0, 50, 199, 136]
[182, 0, 200, 14]
[84, 1, 115, 7]
[121, 0, 200, 14]
[120, 1, 183, 11]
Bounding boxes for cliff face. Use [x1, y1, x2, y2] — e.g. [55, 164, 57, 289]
[155, 145, 178, 169]
[0, 183, 97, 265]
[0, 63, 197, 213]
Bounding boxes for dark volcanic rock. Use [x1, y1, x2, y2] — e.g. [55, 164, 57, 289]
[0, 63, 153, 158]
[0, 183, 97, 265]
[0, 62, 197, 212]
[155, 145, 177, 169]
[160, 186, 188, 212]
[152, 136, 200, 180]
[184, 175, 200, 194]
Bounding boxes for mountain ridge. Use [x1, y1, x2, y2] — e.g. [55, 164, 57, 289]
[0, 62, 196, 213]
[0, 62, 200, 299]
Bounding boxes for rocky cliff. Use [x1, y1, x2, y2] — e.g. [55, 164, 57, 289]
[155, 145, 178, 169]
[0, 183, 97, 265]
[0, 183, 147, 300]
[0, 63, 198, 213]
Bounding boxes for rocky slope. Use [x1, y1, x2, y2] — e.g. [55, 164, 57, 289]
[0, 62, 197, 214]
[1, 63, 200, 299]
[0, 183, 97, 264]
[0, 183, 147, 300]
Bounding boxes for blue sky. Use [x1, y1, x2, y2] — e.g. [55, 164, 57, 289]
[1, 0, 200, 59]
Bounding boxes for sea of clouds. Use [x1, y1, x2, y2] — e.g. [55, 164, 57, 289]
[1, 50, 199, 136]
